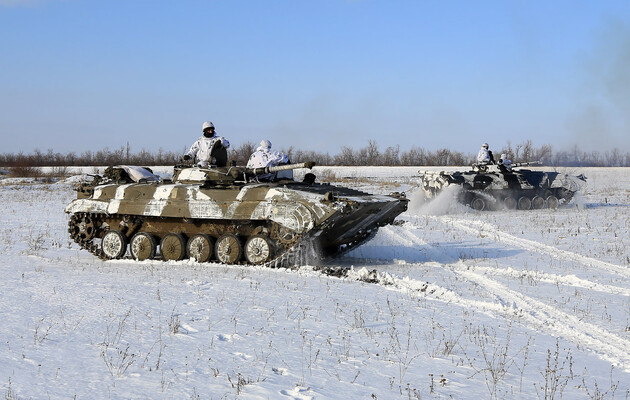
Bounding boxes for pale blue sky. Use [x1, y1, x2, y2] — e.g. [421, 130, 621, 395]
[1, 0, 629, 155]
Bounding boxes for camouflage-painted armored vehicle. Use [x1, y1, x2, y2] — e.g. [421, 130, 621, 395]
[66, 163, 408, 267]
[421, 162, 586, 211]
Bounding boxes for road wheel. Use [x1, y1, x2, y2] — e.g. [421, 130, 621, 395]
[161, 233, 186, 261]
[187, 234, 214, 262]
[546, 195, 559, 209]
[101, 230, 127, 259]
[215, 234, 242, 264]
[130, 232, 157, 261]
[245, 234, 274, 265]
[518, 196, 531, 210]
[471, 197, 485, 211]
[531, 195, 546, 209]
[504, 197, 517, 210]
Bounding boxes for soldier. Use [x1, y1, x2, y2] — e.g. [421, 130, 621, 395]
[498, 153, 513, 172]
[477, 143, 495, 164]
[498, 153, 512, 166]
[247, 139, 289, 181]
[184, 121, 230, 167]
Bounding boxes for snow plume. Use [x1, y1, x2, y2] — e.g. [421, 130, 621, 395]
[570, 191, 587, 210]
[407, 185, 469, 216]
[291, 236, 323, 267]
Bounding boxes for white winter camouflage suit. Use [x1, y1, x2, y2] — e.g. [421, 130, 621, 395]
[477, 147, 491, 163]
[185, 135, 230, 167]
[247, 144, 289, 180]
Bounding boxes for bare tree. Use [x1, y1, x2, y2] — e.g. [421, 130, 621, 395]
[367, 140, 380, 164]
[229, 141, 256, 165]
[383, 145, 400, 166]
[535, 144, 553, 163]
[335, 146, 356, 166]
[521, 140, 534, 161]
[1, 139, 629, 167]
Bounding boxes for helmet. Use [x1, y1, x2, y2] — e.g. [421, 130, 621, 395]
[500, 153, 507, 159]
[481, 143, 489, 149]
[202, 121, 215, 131]
[260, 139, 272, 149]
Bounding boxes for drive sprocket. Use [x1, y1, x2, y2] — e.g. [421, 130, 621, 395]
[270, 223, 300, 250]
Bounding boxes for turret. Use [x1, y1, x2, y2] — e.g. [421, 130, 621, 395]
[173, 162, 316, 184]
[472, 160, 542, 173]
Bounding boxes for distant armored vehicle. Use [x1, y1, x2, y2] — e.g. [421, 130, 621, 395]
[66, 163, 408, 267]
[421, 162, 586, 211]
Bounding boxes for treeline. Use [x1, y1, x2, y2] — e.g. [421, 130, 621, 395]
[1, 140, 629, 167]
[0, 146, 183, 168]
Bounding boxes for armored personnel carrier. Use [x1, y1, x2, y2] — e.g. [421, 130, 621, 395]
[421, 162, 586, 211]
[66, 163, 408, 267]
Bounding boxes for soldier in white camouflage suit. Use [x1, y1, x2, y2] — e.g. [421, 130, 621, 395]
[477, 143, 495, 164]
[247, 139, 289, 181]
[184, 121, 230, 167]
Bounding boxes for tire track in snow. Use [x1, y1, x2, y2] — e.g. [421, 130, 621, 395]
[369, 225, 630, 372]
[346, 262, 630, 373]
[453, 262, 630, 372]
[382, 224, 434, 249]
[438, 217, 630, 278]
[381, 224, 630, 296]
[471, 266, 630, 296]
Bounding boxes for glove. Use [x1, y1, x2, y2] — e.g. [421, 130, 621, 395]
[183, 155, 191, 161]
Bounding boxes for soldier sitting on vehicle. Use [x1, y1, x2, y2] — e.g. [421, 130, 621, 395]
[477, 143, 496, 165]
[498, 153, 513, 173]
[247, 139, 290, 181]
[183, 121, 230, 167]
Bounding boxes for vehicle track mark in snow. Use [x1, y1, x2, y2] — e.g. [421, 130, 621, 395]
[380, 224, 429, 248]
[381, 224, 628, 295]
[453, 262, 630, 372]
[383, 224, 463, 264]
[439, 217, 630, 278]
[381, 224, 441, 253]
[348, 264, 630, 373]
[471, 266, 630, 296]
[360, 224, 630, 371]
[347, 266, 509, 316]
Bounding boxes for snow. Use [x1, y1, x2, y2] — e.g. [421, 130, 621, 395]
[1, 167, 629, 399]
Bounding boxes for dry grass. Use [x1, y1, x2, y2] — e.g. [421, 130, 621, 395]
[4, 165, 70, 183]
[9, 165, 43, 178]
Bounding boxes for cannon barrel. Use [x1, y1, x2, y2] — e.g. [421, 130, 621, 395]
[511, 161, 542, 168]
[249, 161, 315, 175]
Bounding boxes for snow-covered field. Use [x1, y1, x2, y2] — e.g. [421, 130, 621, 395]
[1, 166, 629, 399]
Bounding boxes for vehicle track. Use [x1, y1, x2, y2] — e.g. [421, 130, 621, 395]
[379, 222, 630, 296]
[362, 223, 630, 372]
[351, 261, 630, 372]
[437, 217, 630, 278]
[466, 266, 630, 296]
[453, 261, 630, 372]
